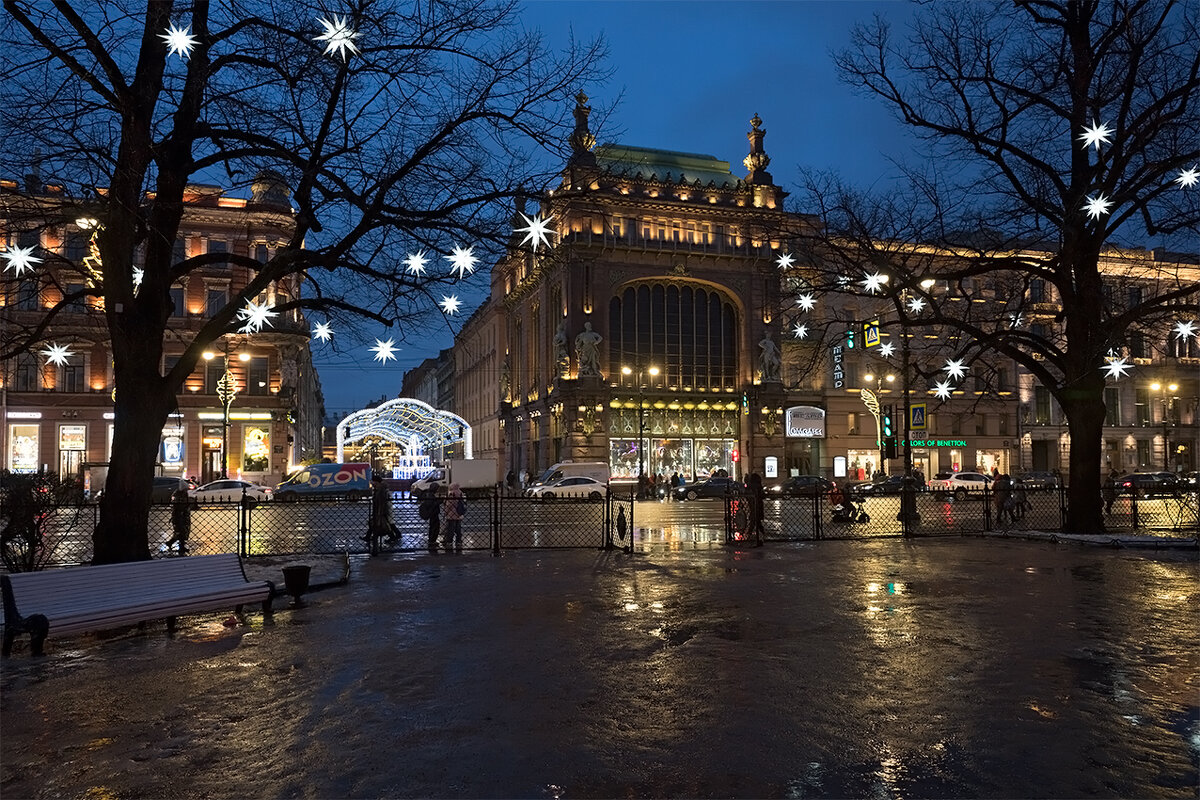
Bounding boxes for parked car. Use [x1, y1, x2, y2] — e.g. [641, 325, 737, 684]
[673, 476, 745, 501]
[191, 479, 273, 503]
[927, 471, 991, 499]
[528, 476, 607, 501]
[853, 475, 926, 496]
[1115, 472, 1181, 497]
[151, 475, 189, 503]
[1016, 471, 1061, 489]
[769, 475, 834, 497]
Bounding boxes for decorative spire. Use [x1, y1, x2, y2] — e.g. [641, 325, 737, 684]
[568, 91, 597, 167]
[743, 113, 773, 185]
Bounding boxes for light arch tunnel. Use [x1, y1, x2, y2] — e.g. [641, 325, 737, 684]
[336, 398, 472, 469]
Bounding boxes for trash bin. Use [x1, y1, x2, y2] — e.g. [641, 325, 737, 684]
[281, 565, 311, 606]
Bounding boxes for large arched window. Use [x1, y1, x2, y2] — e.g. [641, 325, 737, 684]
[608, 281, 739, 391]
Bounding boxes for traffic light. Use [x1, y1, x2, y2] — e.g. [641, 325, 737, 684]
[846, 327, 856, 348]
[882, 405, 894, 438]
[884, 437, 898, 460]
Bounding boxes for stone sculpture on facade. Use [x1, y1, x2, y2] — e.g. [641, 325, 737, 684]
[759, 334, 781, 383]
[574, 322, 603, 377]
[553, 321, 570, 377]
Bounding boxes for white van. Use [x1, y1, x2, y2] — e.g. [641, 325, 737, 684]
[525, 461, 610, 494]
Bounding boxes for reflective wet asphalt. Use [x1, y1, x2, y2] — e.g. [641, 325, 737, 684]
[1, 538, 1197, 799]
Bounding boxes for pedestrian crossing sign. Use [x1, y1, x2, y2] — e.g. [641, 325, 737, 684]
[863, 320, 880, 348]
[910, 403, 927, 431]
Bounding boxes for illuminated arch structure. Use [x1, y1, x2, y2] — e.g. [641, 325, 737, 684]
[336, 398, 471, 465]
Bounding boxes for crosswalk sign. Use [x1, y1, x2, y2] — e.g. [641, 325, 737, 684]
[910, 403, 927, 431]
[863, 320, 880, 348]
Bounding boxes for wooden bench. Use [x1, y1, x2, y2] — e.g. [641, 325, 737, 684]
[1, 554, 274, 657]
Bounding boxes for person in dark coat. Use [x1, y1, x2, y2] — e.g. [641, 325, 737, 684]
[166, 487, 191, 554]
[420, 489, 442, 550]
[746, 472, 766, 546]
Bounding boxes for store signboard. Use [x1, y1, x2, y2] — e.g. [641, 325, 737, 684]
[785, 406, 826, 438]
[59, 424, 86, 450]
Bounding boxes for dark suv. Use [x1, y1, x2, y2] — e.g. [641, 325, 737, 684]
[674, 476, 745, 501]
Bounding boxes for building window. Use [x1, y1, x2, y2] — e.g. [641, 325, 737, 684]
[64, 230, 88, 262]
[1136, 438, 1151, 468]
[1034, 386, 1051, 425]
[999, 414, 1009, 436]
[1169, 330, 1199, 358]
[1128, 333, 1146, 359]
[170, 286, 185, 317]
[1134, 387, 1151, 425]
[208, 239, 227, 254]
[58, 352, 85, 393]
[1029, 279, 1045, 303]
[15, 282, 41, 310]
[204, 361, 225, 394]
[172, 238, 187, 264]
[247, 357, 269, 396]
[975, 414, 987, 435]
[64, 283, 87, 313]
[13, 353, 40, 392]
[1104, 387, 1121, 426]
[206, 288, 227, 318]
[255, 243, 268, 263]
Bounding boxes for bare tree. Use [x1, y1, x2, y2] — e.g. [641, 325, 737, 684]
[791, 0, 1198, 533]
[0, 0, 605, 562]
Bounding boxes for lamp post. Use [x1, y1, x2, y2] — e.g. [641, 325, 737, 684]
[204, 339, 251, 479]
[862, 371, 895, 477]
[1150, 381, 1178, 471]
[621, 364, 658, 494]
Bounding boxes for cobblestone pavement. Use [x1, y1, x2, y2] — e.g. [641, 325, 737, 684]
[2, 538, 1197, 799]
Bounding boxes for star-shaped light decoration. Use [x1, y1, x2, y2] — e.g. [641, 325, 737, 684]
[370, 338, 398, 363]
[131, 267, 144, 289]
[1082, 193, 1113, 219]
[314, 15, 359, 60]
[237, 299, 278, 333]
[403, 250, 429, 276]
[1175, 167, 1199, 189]
[792, 323, 808, 339]
[906, 295, 926, 313]
[1173, 320, 1197, 340]
[1007, 312, 1024, 328]
[776, 252, 795, 271]
[160, 23, 198, 59]
[515, 213, 556, 252]
[445, 245, 477, 279]
[1078, 121, 1113, 152]
[2, 245, 42, 276]
[1102, 356, 1131, 380]
[878, 342, 896, 358]
[861, 272, 888, 294]
[795, 293, 817, 312]
[41, 343, 75, 367]
[943, 358, 968, 380]
[933, 380, 954, 401]
[312, 322, 333, 342]
[440, 295, 462, 315]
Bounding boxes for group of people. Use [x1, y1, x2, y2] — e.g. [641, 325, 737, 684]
[989, 470, 1030, 525]
[369, 474, 466, 552]
[637, 471, 689, 499]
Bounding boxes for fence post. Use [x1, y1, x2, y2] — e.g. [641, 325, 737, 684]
[814, 492, 823, 540]
[491, 490, 501, 556]
[983, 483, 993, 531]
[239, 488, 249, 558]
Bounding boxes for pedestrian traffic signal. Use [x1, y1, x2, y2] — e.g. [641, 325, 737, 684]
[846, 327, 856, 348]
[882, 405, 894, 438]
[884, 437, 898, 460]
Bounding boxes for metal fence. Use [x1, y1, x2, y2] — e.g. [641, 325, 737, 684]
[3, 483, 1196, 571]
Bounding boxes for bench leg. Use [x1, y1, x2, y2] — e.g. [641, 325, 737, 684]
[166, 616, 177, 634]
[26, 615, 49, 657]
[261, 596, 274, 621]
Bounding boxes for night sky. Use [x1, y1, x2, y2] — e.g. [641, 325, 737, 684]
[315, 0, 919, 417]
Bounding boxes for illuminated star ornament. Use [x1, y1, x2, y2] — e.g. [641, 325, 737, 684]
[776, 252, 795, 271]
[237, 299, 278, 333]
[41, 343, 75, 366]
[160, 23, 198, 59]
[878, 342, 896, 358]
[943, 358, 968, 380]
[440, 295, 462, 315]
[861, 272, 888, 294]
[1173, 320, 1197, 340]
[314, 15, 360, 60]
[445, 245, 477, 279]
[2, 245, 42, 276]
[515, 213, 555, 252]
[933, 380, 954, 401]
[404, 250, 429, 276]
[1102, 356, 1131, 380]
[1078, 121, 1113, 152]
[795, 293, 816, 312]
[792, 323, 808, 339]
[1175, 167, 1199, 189]
[370, 338, 398, 363]
[312, 322, 333, 342]
[1082, 193, 1113, 219]
[906, 296, 926, 313]
[131, 267, 144, 289]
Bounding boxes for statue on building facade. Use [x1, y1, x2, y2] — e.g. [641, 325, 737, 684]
[759, 334, 781, 382]
[553, 321, 570, 377]
[574, 322, 603, 377]
[499, 356, 511, 402]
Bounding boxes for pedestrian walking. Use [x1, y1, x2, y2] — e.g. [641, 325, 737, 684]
[419, 489, 441, 550]
[442, 483, 466, 551]
[368, 473, 398, 545]
[616, 506, 627, 543]
[993, 472, 1013, 526]
[746, 472, 766, 546]
[1102, 472, 1118, 515]
[166, 486, 191, 554]
[506, 469, 517, 495]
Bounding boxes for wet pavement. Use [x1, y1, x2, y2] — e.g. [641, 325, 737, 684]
[1, 538, 1197, 799]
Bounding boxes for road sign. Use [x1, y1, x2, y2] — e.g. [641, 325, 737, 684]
[910, 403, 927, 431]
[863, 320, 880, 348]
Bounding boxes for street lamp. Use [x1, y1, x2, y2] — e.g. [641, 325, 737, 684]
[1149, 381, 1178, 471]
[204, 341, 251, 479]
[621, 364, 659, 494]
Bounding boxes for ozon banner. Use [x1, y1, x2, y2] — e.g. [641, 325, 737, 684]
[784, 406, 826, 438]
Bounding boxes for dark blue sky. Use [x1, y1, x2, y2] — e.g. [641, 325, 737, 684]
[315, 0, 918, 417]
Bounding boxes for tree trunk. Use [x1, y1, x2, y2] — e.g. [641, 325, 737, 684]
[1060, 386, 1107, 535]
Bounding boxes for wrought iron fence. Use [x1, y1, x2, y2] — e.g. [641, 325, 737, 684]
[3, 482, 1195, 571]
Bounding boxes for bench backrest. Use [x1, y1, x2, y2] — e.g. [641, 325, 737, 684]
[2, 554, 254, 625]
